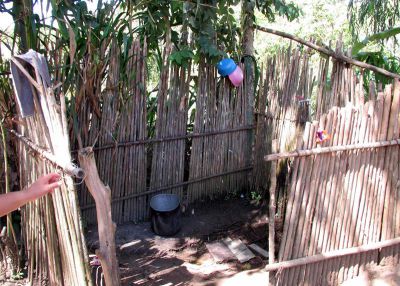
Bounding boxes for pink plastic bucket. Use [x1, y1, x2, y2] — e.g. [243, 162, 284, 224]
[228, 66, 244, 87]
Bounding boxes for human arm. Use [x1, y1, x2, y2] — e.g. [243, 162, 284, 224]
[0, 173, 61, 217]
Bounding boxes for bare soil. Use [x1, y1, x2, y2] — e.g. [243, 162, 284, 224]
[87, 196, 273, 286]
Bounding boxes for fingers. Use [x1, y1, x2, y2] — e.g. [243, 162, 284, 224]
[47, 180, 63, 193]
[41, 173, 61, 183]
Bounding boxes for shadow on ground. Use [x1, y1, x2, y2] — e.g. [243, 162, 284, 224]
[86, 197, 278, 285]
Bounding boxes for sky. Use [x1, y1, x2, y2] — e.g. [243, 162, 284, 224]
[0, 0, 99, 58]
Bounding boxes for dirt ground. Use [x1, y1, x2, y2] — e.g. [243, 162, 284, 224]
[87, 196, 273, 286]
[1, 196, 274, 285]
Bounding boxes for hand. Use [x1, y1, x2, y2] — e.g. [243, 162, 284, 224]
[26, 173, 62, 199]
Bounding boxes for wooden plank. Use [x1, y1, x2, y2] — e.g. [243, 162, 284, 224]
[223, 238, 255, 263]
[249, 244, 269, 259]
[206, 241, 236, 263]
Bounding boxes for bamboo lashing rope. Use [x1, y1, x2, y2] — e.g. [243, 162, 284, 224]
[9, 129, 85, 179]
[264, 139, 400, 161]
[264, 236, 400, 272]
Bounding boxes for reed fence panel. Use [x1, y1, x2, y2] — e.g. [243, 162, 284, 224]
[76, 41, 255, 223]
[76, 40, 148, 224]
[270, 79, 400, 285]
[13, 52, 91, 285]
[187, 61, 252, 203]
[150, 46, 190, 201]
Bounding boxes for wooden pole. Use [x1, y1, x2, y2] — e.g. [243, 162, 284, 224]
[269, 139, 277, 264]
[268, 140, 277, 286]
[255, 25, 400, 79]
[78, 147, 120, 286]
[9, 129, 85, 179]
[264, 139, 400, 161]
[264, 236, 400, 272]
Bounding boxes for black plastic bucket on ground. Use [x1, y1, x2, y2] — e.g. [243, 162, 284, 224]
[150, 194, 182, 236]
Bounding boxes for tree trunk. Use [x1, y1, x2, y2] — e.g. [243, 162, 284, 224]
[241, 0, 256, 163]
[78, 147, 120, 286]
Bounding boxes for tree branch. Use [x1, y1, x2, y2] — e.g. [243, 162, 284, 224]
[255, 25, 400, 79]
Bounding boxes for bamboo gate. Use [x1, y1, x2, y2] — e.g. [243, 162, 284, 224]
[265, 69, 400, 283]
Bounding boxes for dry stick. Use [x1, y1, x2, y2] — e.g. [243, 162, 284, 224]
[264, 236, 400, 273]
[141, 41, 148, 221]
[255, 25, 400, 80]
[132, 40, 140, 222]
[287, 124, 314, 286]
[370, 92, 385, 242]
[313, 112, 336, 281]
[327, 107, 351, 251]
[341, 104, 362, 281]
[317, 107, 344, 284]
[9, 129, 84, 179]
[380, 84, 397, 243]
[278, 135, 301, 262]
[374, 88, 392, 250]
[319, 106, 348, 279]
[362, 101, 379, 246]
[292, 122, 317, 258]
[264, 138, 400, 161]
[350, 103, 371, 247]
[282, 124, 310, 260]
[358, 102, 376, 246]
[139, 41, 148, 222]
[339, 107, 360, 250]
[78, 147, 120, 286]
[269, 140, 278, 264]
[308, 108, 336, 255]
[297, 121, 320, 286]
[308, 110, 335, 285]
[386, 79, 400, 240]
[344, 97, 364, 283]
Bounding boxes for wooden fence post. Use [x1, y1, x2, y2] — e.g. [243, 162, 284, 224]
[78, 147, 120, 286]
[268, 139, 278, 285]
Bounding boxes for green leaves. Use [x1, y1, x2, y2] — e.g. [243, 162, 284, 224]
[348, 0, 400, 38]
[169, 48, 194, 68]
[256, 0, 301, 22]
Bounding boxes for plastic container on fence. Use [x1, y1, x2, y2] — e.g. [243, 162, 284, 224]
[228, 65, 244, 87]
[217, 58, 237, 76]
[150, 194, 182, 236]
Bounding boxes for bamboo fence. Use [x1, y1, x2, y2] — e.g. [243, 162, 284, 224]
[75, 41, 255, 223]
[12, 52, 91, 285]
[74, 39, 377, 225]
[150, 45, 190, 201]
[268, 79, 400, 285]
[187, 60, 252, 203]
